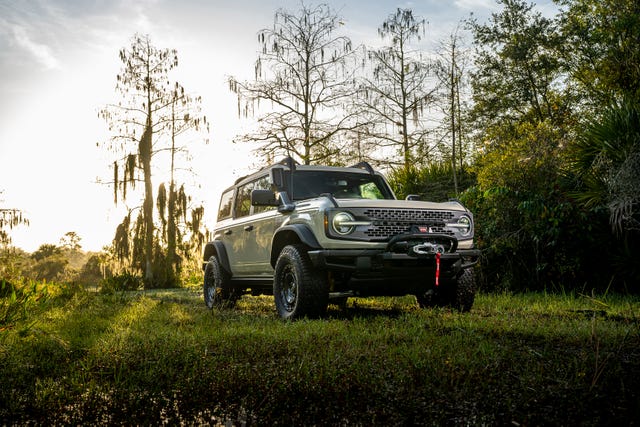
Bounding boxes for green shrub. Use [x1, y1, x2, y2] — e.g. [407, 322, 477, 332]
[0, 279, 48, 332]
[99, 272, 143, 294]
[387, 162, 476, 201]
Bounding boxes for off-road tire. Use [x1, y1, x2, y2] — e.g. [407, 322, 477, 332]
[273, 244, 328, 320]
[204, 256, 236, 309]
[416, 268, 476, 312]
[453, 268, 476, 312]
[415, 289, 437, 309]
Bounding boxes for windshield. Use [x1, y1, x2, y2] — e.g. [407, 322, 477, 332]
[288, 170, 395, 200]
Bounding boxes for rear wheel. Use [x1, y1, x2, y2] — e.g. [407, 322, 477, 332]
[273, 244, 328, 320]
[203, 256, 236, 309]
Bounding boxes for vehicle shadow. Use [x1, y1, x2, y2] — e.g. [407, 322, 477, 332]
[324, 299, 409, 320]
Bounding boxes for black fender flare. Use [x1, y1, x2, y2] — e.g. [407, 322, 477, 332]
[202, 240, 232, 276]
[270, 224, 321, 268]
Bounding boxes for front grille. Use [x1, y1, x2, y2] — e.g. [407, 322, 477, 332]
[361, 209, 455, 239]
[363, 209, 455, 222]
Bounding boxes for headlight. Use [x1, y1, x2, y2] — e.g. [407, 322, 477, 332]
[332, 212, 356, 235]
[457, 215, 472, 236]
[446, 215, 472, 236]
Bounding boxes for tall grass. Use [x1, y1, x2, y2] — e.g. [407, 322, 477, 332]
[1, 285, 638, 425]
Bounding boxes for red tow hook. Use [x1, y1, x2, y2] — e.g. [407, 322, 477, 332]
[435, 252, 441, 287]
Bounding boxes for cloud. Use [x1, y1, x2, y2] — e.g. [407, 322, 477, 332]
[9, 24, 60, 70]
[453, 0, 496, 12]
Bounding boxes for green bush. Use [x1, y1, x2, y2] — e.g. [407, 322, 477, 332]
[99, 272, 143, 294]
[387, 162, 476, 201]
[1, 280, 48, 332]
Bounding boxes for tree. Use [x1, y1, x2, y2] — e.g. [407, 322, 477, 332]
[564, 101, 640, 288]
[100, 34, 207, 287]
[59, 231, 82, 251]
[463, 0, 583, 291]
[434, 24, 471, 195]
[558, 0, 640, 106]
[569, 100, 640, 235]
[30, 243, 68, 282]
[229, 3, 358, 165]
[159, 84, 208, 283]
[0, 192, 28, 247]
[357, 8, 437, 170]
[467, 0, 568, 136]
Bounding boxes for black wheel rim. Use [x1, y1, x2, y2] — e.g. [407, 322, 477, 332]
[280, 264, 298, 312]
[204, 265, 217, 307]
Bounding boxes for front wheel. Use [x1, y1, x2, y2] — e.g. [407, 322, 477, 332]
[273, 244, 328, 320]
[415, 268, 476, 312]
[203, 256, 236, 309]
[453, 268, 476, 312]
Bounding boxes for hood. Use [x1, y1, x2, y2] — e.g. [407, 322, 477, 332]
[333, 198, 467, 212]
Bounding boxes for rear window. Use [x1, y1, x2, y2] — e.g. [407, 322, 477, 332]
[217, 189, 234, 221]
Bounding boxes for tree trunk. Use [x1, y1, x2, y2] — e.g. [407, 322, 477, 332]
[140, 124, 154, 287]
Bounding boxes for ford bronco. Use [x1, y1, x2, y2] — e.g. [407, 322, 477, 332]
[203, 157, 480, 319]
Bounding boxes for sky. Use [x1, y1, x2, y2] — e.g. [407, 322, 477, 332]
[0, 0, 558, 252]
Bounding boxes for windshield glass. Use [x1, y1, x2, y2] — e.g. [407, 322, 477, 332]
[288, 170, 394, 200]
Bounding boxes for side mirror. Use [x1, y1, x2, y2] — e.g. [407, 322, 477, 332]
[251, 189, 279, 207]
[406, 194, 421, 201]
[270, 166, 285, 189]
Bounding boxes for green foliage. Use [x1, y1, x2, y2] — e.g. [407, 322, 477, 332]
[99, 272, 143, 295]
[28, 244, 68, 282]
[387, 162, 475, 201]
[467, 0, 569, 131]
[559, 0, 640, 104]
[458, 121, 613, 291]
[0, 290, 638, 424]
[0, 280, 48, 332]
[567, 100, 640, 286]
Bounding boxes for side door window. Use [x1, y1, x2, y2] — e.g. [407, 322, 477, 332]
[225, 181, 255, 274]
[248, 175, 276, 274]
[234, 182, 253, 218]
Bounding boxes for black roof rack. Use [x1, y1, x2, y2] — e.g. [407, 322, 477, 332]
[349, 161, 375, 175]
[277, 156, 298, 171]
[233, 174, 250, 185]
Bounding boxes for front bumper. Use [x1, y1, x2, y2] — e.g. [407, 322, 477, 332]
[308, 247, 480, 273]
[308, 233, 479, 274]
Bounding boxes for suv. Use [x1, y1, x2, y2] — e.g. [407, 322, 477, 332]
[203, 158, 480, 319]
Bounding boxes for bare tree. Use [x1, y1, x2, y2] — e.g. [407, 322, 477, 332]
[229, 3, 359, 165]
[435, 25, 471, 195]
[159, 84, 208, 283]
[357, 9, 438, 170]
[100, 34, 207, 287]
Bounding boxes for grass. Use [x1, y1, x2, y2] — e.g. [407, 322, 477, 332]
[1, 284, 639, 425]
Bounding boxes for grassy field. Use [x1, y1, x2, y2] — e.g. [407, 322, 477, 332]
[1, 284, 639, 425]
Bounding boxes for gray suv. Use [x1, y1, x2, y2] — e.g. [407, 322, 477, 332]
[203, 158, 480, 319]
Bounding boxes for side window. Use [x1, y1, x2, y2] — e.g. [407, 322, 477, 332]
[235, 182, 253, 218]
[254, 175, 271, 191]
[217, 189, 234, 221]
[253, 175, 276, 214]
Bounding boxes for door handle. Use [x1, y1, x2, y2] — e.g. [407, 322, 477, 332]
[224, 229, 232, 235]
[244, 225, 254, 232]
